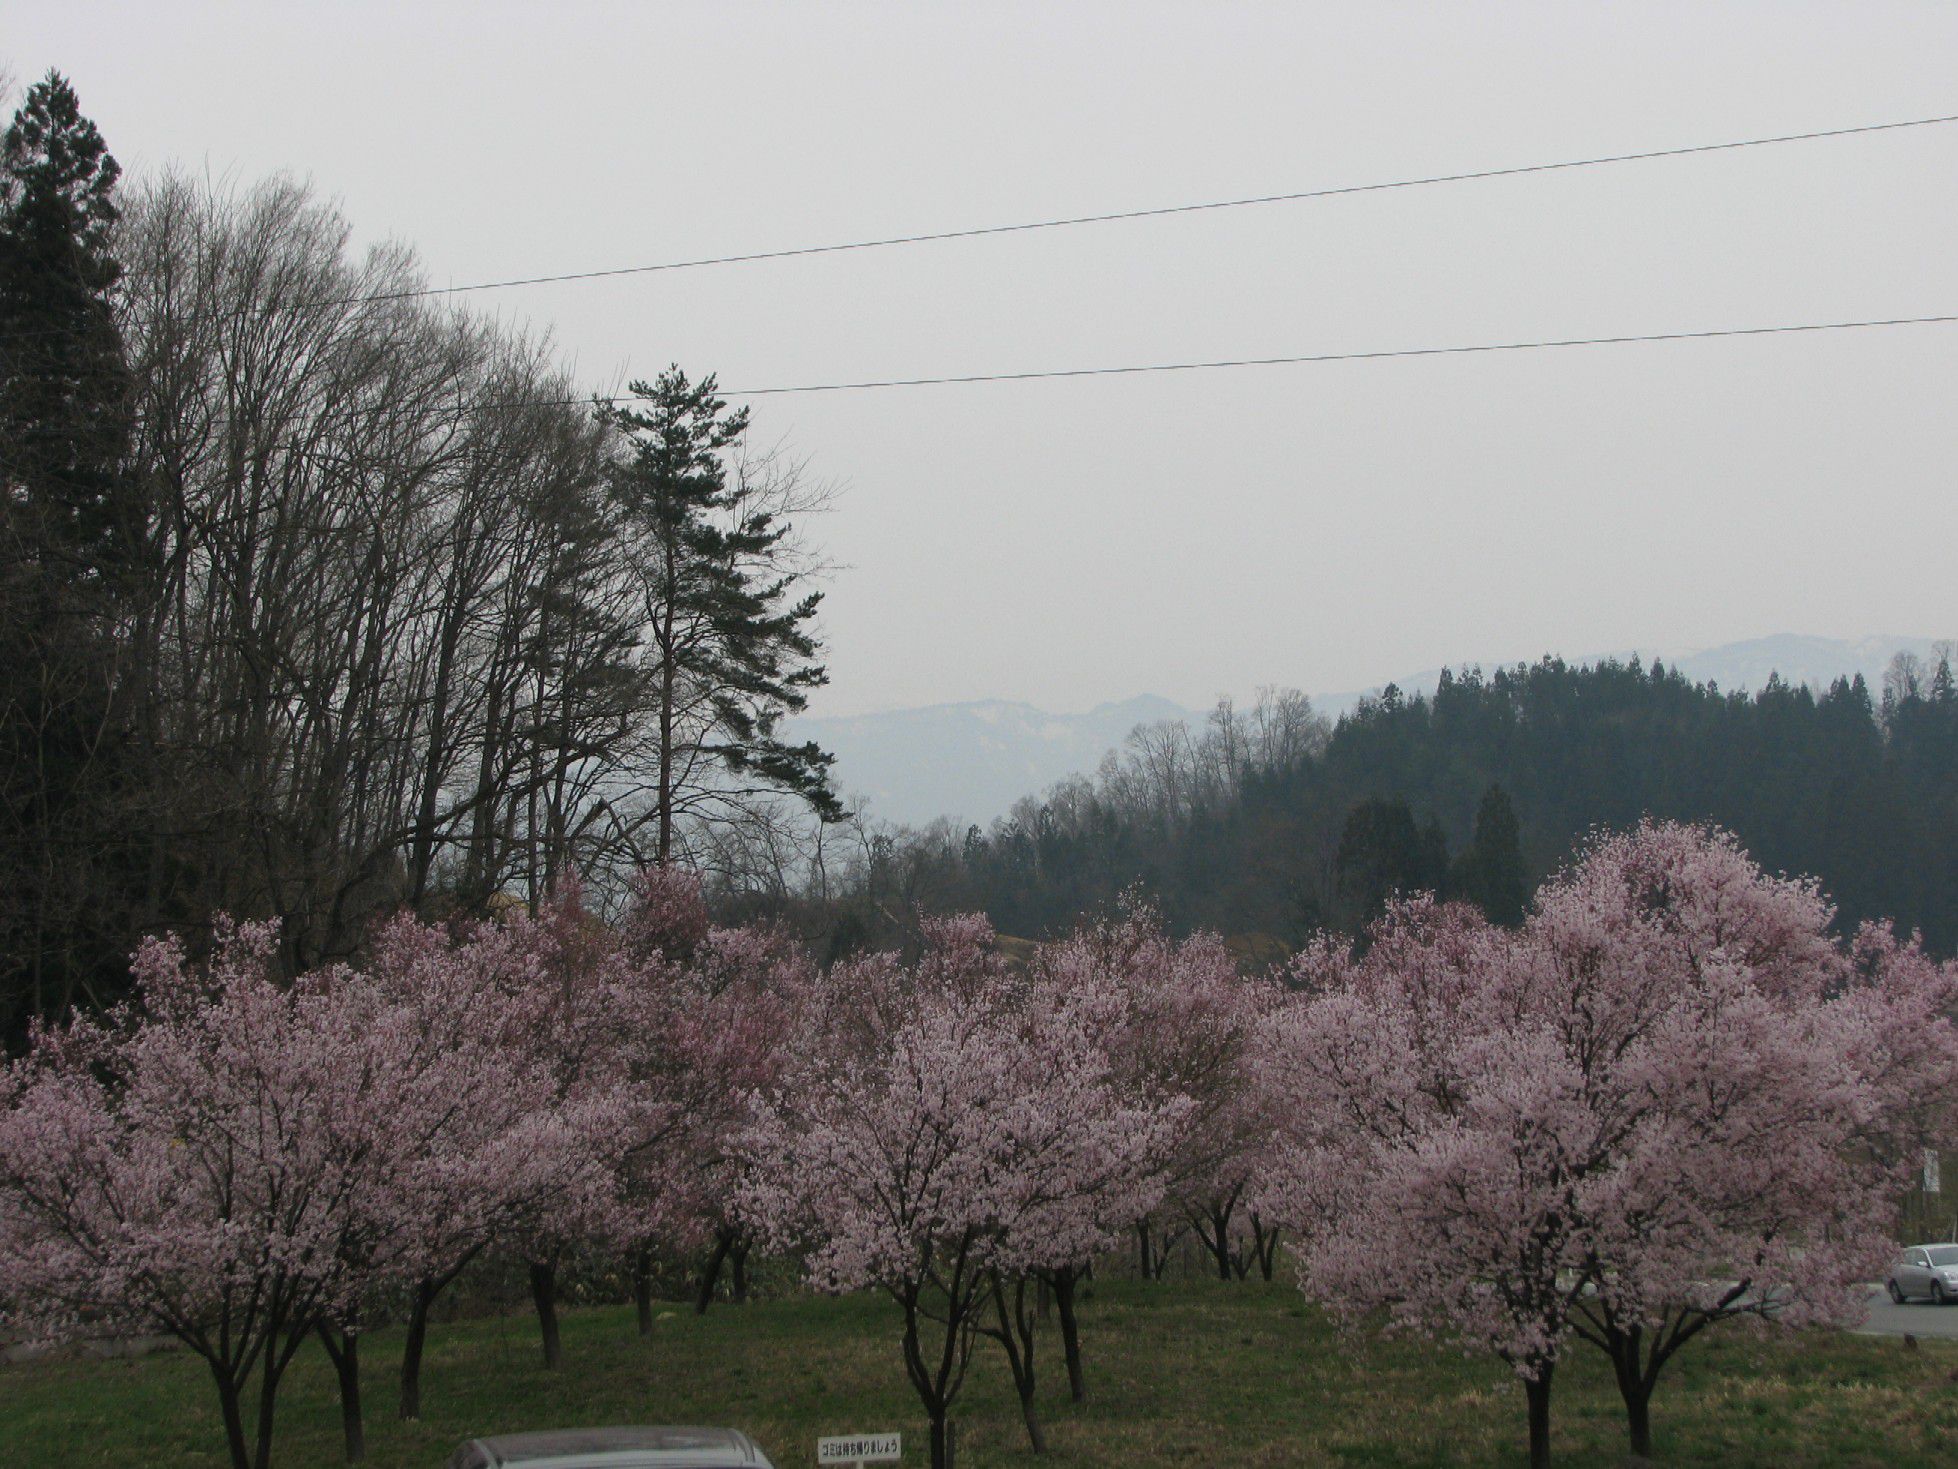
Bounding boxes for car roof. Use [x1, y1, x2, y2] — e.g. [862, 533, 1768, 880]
[465, 1426, 773, 1469]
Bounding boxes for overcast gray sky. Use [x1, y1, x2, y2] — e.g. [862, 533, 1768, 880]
[10, 2, 1955, 716]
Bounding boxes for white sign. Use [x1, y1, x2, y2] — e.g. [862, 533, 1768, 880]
[816, 1433, 901, 1465]
[1926, 1148, 1942, 1195]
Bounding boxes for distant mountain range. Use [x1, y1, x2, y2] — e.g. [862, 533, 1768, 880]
[793, 693, 1192, 831]
[792, 635, 1948, 829]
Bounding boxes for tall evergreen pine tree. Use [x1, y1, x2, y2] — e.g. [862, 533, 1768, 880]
[0, 71, 135, 573]
[0, 73, 142, 1038]
[1454, 783, 1529, 926]
[600, 367, 842, 865]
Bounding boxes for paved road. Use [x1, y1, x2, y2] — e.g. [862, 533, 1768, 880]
[1856, 1285, 1958, 1340]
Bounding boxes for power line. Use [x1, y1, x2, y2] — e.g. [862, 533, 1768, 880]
[2, 313, 1952, 518]
[252, 311, 1958, 411]
[328, 113, 1958, 305]
[7, 315, 1950, 452]
[707, 314, 1958, 396]
[3, 109, 1954, 349]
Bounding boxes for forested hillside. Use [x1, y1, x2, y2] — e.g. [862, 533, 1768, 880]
[0, 78, 840, 1045]
[828, 655, 1958, 955]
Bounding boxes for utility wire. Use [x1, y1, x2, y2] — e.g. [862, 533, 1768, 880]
[2, 110, 1953, 348]
[370, 113, 1958, 304]
[4, 313, 1954, 497]
[703, 313, 1958, 396]
[316, 113, 1958, 302]
[81, 311, 1958, 426]
[142, 312, 1958, 414]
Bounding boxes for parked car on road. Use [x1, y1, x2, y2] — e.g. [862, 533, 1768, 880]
[446, 1426, 775, 1469]
[1886, 1244, 1958, 1304]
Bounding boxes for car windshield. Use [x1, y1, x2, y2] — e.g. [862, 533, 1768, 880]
[1927, 1246, 1958, 1266]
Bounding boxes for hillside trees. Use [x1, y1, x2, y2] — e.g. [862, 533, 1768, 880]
[116, 172, 654, 967]
[1332, 795, 1448, 934]
[908, 654, 1956, 956]
[0, 140, 845, 1034]
[926, 687, 1327, 946]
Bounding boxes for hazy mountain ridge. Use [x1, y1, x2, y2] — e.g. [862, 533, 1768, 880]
[801, 693, 1195, 828]
[797, 636, 1947, 828]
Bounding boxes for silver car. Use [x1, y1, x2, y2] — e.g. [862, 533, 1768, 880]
[446, 1427, 776, 1469]
[1886, 1243, 1958, 1304]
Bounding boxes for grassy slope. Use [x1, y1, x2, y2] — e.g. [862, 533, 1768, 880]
[6, 1279, 1958, 1468]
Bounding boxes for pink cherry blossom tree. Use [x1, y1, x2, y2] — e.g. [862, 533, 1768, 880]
[1265, 897, 1584, 1461]
[741, 915, 1182, 1466]
[1039, 902, 1276, 1288]
[355, 908, 612, 1426]
[494, 881, 674, 1371]
[1528, 826, 1958, 1458]
[662, 922, 812, 1319]
[583, 864, 817, 1329]
[1265, 823, 1958, 1468]
[973, 968, 1187, 1449]
[0, 922, 409, 1469]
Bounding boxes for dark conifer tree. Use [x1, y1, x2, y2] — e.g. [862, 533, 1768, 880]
[1334, 796, 1427, 933]
[0, 71, 135, 573]
[0, 73, 142, 1039]
[1416, 812, 1451, 898]
[1454, 783, 1528, 926]
[600, 367, 842, 865]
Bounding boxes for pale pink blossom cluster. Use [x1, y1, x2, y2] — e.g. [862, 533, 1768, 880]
[3, 824, 1949, 1469]
[0, 869, 810, 1469]
[738, 907, 1250, 1466]
[1033, 904, 1288, 1283]
[1259, 821, 1958, 1467]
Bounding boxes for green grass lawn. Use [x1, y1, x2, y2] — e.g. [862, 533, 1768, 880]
[6, 1278, 1956, 1467]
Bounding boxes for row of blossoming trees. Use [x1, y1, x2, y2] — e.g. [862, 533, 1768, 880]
[4, 823, 1956, 1469]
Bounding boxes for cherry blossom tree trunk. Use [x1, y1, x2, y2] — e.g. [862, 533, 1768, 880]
[986, 1273, 1047, 1453]
[1135, 1220, 1153, 1279]
[694, 1226, 735, 1314]
[1249, 1214, 1281, 1281]
[1049, 1266, 1087, 1402]
[1151, 1232, 1176, 1279]
[1599, 1321, 1657, 1458]
[895, 1256, 980, 1469]
[1205, 1205, 1234, 1280]
[255, 1352, 281, 1469]
[398, 1277, 436, 1420]
[1622, 1383, 1652, 1461]
[1582, 1298, 1730, 1458]
[730, 1239, 750, 1303]
[1187, 1188, 1247, 1282]
[1523, 1365, 1554, 1469]
[316, 1323, 366, 1462]
[633, 1246, 655, 1336]
[252, 1324, 309, 1469]
[210, 1367, 252, 1469]
[529, 1260, 562, 1369]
